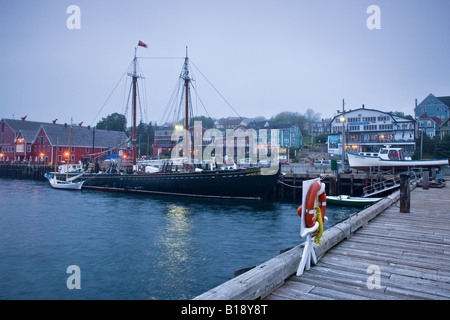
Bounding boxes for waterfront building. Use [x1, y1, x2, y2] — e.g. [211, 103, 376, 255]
[415, 94, 450, 122]
[152, 125, 174, 156]
[214, 117, 247, 129]
[440, 117, 450, 139]
[0, 118, 128, 164]
[273, 124, 302, 149]
[308, 118, 332, 137]
[151, 120, 302, 161]
[328, 107, 416, 157]
[417, 113, 442, 139]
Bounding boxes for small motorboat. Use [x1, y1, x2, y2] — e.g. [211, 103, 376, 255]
[45, 173, 84, 190]
[326, 195, 382, 207]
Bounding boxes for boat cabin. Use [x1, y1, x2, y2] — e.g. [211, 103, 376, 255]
[357, 146, 411, 160]
[379, 147, 406, 160]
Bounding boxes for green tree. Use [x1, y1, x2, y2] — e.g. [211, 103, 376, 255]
[190, 116, 214, 129]
[271, 111, 308, 137]
[412, 133, 441, 159]
[435, 135, 450, 160]
[136, 121, 155, 156]
[314, 132, 329, 144]
[96, 113, 127, 132]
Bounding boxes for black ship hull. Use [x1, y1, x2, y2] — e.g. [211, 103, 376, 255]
[73, 166, 280, 199]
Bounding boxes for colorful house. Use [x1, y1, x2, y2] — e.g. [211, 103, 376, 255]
[273, 124, 302, 149]
[415, 94, 450, 122]
[417, 113, 442, 139]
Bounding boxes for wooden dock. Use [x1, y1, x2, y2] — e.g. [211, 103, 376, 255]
[268, 184, 450, 300]
[195, 184, 450, 300]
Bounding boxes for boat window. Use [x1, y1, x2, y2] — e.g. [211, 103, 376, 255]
[380, 149, 388, 154]
[388, 150, 400, 160]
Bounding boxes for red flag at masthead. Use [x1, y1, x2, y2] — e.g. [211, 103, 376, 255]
[138, 40, 148, 48]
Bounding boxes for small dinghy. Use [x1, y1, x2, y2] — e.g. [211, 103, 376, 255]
[45, 173, 84, 190]
[326, 195, 382, 207]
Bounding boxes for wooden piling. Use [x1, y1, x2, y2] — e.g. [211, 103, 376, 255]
[0, 164, 51, 180]
[422, 170, 429, 190]
[399, 172, 410, 213]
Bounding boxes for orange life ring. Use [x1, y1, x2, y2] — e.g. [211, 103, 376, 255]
[297, 181, 327, 229]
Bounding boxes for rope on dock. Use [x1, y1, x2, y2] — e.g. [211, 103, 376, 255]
[277, 179, 303, 188]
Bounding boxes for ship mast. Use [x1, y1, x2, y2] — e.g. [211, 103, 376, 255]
[181, 47, 191, 131]
[130, 47, 142, 168]
[132, 48, 138, 167]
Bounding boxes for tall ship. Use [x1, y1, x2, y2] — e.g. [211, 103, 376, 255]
[64, 44, 280, 199]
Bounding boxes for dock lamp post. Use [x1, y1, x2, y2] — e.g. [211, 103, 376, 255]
[339, 99, 347, 173]
[340, 114, 346, 172]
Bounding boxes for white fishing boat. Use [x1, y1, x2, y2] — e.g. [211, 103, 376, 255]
[44, 122, 85, 190]
[45, 173, 85, 190]
[347, 145, 449, 171]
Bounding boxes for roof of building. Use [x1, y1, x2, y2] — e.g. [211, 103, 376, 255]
[216, 117, 247, 127]
[440, 116, 450, 129]
[2, 118, 128, 148]
[418, 113, 442, 125]
[39, 123, 129, 148]
[2, 119, 44, 142]
[330, 107, 415, 124]
[437, 96, 450, 108]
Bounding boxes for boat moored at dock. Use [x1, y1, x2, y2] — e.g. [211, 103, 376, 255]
[347, 145, 449, 171]
[326, 195, 382, 207]
[45, 173, 84, 190]
[62, 43, 280, 199]
[77, 166, 279, 199]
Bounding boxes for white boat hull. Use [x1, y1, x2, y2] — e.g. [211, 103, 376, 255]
[347, 152, 449, 171]
[46, 174, 84, 190]
[326, 195, 382, 207]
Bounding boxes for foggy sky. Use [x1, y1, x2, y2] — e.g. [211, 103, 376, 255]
[1, 0, 449, 126]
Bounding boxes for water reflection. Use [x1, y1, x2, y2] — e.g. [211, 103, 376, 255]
[1, 178, 363, 300]
[156, 203, 196, 299]
[163, 204, 193, 264]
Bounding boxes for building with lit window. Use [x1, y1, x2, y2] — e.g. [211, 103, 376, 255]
[0, 118, 128, 164]
[327, 107, 416, 158]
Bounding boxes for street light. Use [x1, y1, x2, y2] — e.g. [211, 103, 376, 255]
[340, 99, 346, 172]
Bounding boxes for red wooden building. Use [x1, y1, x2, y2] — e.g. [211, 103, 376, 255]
[0, 118, 128, 165]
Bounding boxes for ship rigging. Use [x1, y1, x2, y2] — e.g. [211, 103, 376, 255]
[62, 42, 280, 199]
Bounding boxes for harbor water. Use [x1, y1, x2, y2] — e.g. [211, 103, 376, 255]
[0, 178, 360, 300]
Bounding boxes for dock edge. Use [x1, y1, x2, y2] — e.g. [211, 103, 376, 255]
[194, 190, 401, 300]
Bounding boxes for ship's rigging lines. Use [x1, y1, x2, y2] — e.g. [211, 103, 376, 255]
[88, 51, 246, 159]
[83, 137, 131, 159]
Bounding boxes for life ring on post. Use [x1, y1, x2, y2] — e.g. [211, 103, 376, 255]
[297, 181, 327, 229]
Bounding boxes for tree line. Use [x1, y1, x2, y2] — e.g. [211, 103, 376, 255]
[94, 111, 450, 161]
[95, 109, 323, 156]
[413, 133, 450, 160]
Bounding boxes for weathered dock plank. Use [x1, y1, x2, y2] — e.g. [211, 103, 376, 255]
[264, 184, 450, 300]
[194, 189, 400, 300]
[194, 183, 450, 300]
